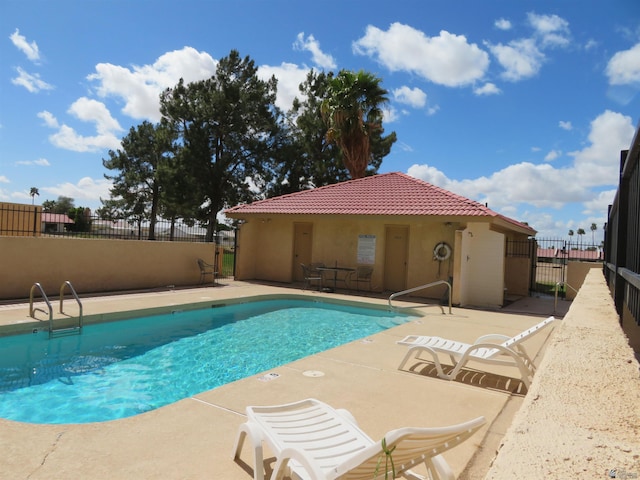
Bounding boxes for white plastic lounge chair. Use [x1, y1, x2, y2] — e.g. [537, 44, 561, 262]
[397, 316, 557, 388]
[232, 397, 486, 480]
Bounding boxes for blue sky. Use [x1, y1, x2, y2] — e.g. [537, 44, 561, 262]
[1, 0, 639, 243]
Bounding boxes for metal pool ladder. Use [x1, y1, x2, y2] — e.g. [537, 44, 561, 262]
[29, 281, 83, 338]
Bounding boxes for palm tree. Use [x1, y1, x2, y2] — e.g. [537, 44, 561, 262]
[590, 223, 597, 245]
[577, 228, 586, 244]
[29, 187, 39, 205]
[321, 70, 389, 179]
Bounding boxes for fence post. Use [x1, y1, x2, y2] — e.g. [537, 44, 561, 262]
[613, 149, 630, 317]
[32, 206, 38, 236]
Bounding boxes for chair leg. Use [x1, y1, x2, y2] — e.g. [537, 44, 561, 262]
[232, 422, 265, 480]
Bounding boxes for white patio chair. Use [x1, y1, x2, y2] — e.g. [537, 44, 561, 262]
[232, 397, 486, 480]
[398, 316, 557, 388]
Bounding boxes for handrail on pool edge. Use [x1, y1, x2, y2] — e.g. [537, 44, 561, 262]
[388, 280, 452, 314]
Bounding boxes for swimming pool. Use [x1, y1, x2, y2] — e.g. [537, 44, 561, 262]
[0, 298, 416, 424]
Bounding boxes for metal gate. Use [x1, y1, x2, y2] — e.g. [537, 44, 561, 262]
[531, 238, 567, 297]
[214, 228, 237, 280]
[508, 237, 604, 298]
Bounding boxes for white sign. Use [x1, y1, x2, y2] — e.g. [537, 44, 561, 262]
[357, 234, 376, 265]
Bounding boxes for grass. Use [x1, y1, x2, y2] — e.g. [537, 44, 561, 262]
[220, 250, 235, 277]
[534, 281, 565, 296]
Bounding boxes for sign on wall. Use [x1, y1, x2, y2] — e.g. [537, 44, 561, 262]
[357, 234, 376, 264]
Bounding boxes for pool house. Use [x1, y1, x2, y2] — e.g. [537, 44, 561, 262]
[225, 172, 536, 308]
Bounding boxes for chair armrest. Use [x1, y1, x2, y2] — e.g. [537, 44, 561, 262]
[474, 334, 510, 344]
[336, 408, 358, 425]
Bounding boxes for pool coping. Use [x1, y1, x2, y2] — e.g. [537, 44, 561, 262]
[0, 289, 426, 337]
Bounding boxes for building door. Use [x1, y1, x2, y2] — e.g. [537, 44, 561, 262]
[384, 225, 409, 292]
[293, 223, 313, 282]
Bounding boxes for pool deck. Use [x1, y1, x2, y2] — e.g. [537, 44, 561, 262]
[0, 281, 568, 480]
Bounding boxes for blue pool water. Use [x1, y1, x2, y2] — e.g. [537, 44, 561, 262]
[0, 299, 415, 424]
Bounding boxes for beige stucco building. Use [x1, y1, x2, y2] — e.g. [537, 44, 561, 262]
[225, 173, 535, 308]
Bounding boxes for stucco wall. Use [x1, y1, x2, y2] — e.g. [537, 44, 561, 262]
[0, 236, 217, 300]
[485, 269, 640, 479]
[565, 260, 603, 300]
[504, 256, 530, 297]
[458, 223, 505, 308]
[234, 215, 458, 298]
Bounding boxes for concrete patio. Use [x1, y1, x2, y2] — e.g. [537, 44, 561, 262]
[0, 272, 637, 479]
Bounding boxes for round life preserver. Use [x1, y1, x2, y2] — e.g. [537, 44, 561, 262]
[433, 242, 452, 261]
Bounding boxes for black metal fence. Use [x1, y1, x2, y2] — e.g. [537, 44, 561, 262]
[604, 123, 640, 328]
[0, 204, 232, 243]
[0, 203, 237, 279]
[507, 237, 603, 297]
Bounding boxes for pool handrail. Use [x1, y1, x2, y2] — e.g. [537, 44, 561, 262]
[388, 280, 452, 314]
[59, 281, 83, 333]
[554, 281, 578, 314]
[29, 282, 53, 323]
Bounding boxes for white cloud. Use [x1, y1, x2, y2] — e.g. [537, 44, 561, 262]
[582, 189, 616, 216]
[382, 105, 400, 123]
[487, 13, 570, 83]
[427, 105, 440, 116]
[40, 98, 123, 152]
[9, 29, 40, 62]
[406, 109, 635, 222]
[569, 110, 635, 186]
[43, 177, 113, 207]
[405, 164, 450, 187]
[11, 67, 53, 93]
[0, 176, 9, 184]
[258, 62, 309, 112]
[495, 19, 512, 31]
[16, 158, 50, 167]
[452, 162, 584, 209]
[38, 110, 59, 128]
[487, 38, 544, 81]
[353, 23, 489, 87]
[397, 141, 414, 153]
[293, 33, 336, 70]
[544, 150, 561, 162]
[559, 120, 573, 130]
[606, 42, 640, 85]
[393, 86, 427, 108]
[585, 39, 598, 51]
[69, 97, 122, 136]
[474, 82, 501, 96]
[87, 46, 313, 120]
[527, 13, 571, 48]
[88, 47, 217, 121]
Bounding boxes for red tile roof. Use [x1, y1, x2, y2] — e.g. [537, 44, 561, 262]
[41, 213, 74, 224]
[225, 172, 535, 233]
[537, 247, 603, 261]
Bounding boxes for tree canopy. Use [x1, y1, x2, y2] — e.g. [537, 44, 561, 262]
[321, 70, 394, 179]
[100, 54, 396, 241]
[159, 50, 279, 241]
[102, 121, 175, 240]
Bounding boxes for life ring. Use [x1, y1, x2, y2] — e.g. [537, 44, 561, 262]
[433, 242, 451, 261]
